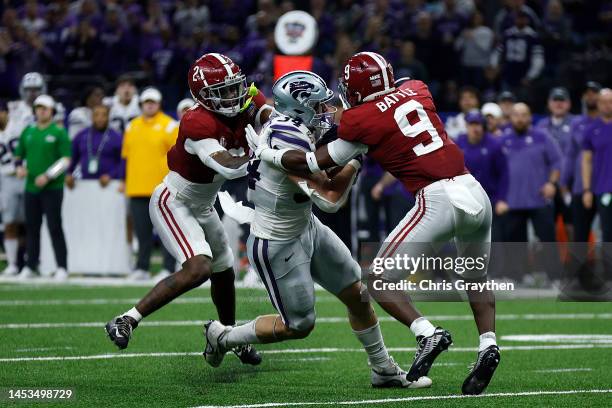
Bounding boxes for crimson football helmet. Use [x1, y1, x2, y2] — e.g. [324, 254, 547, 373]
[338, 52, 395, 108]
[188, 53, 247, 117]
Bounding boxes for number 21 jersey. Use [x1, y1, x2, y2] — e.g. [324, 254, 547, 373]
[338, 79, 466, 194]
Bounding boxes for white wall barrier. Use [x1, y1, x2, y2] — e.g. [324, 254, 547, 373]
[41, 180, 131, 275]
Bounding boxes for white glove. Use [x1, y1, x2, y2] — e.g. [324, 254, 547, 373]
[218, 191, 254, 224]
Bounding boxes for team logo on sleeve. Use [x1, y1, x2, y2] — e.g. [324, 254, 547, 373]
[289, 81, 315, 102]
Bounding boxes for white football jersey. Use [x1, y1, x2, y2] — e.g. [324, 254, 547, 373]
[67, 106, 92, 139]
[248, 114, 317, 240]
[105, 95, 141, 134]
[1, 100, 34, 175]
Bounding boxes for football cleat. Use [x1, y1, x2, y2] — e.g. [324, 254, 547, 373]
[105, 315, 138, 349]
[371, 356, 432, 389]
[407, 327, 453, 381]
[462, 345, 500, 395]
[203, 320, 230, 368]
[233, 344, 262, 366]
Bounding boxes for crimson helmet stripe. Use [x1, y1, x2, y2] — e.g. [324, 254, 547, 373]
[209, 53, 233, 77]
[361, 52, 390, 89]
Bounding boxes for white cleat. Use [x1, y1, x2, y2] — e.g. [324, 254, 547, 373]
[371, 356, 433, 389]
[54, 268, 69, 281]
[2, 264, 19, 276]
[203, 320, 230, 368]
[18, 266, 36, 279]
[127, 269, 151, 281]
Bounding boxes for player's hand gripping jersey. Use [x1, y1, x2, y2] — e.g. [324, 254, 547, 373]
[336, 80, 467, 194]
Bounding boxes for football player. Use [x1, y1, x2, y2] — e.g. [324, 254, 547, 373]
[105, 53, 271, 365]
[251, 52, 499, 395]
[104, 75, 141, 134]
[204, 71, 431, 389]
[1, 72, 46, 277]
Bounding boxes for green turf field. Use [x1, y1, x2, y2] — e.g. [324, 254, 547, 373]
[0, 284, 610, 407]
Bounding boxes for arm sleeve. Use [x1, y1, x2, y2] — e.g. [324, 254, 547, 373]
[327, 139, 368, 166]
[184, 138, 248, 180]
[526, 42, 545, 80]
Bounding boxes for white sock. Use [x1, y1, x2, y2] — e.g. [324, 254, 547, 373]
[479, 331, 497, 351]
[353, 322, 391, 370]
[410, 317, 436, 338]
[4, 238, 18, 267]
[124, 307, 143, 322]
[222, 319, 260, 348]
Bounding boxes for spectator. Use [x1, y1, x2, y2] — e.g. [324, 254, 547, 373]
[408, 11, 436, 75]
[20, 0, 46, 34]
[536, 87, 574, 154]
[394, 41, 428, 82]
[97, 5, 127, 79]
[121, 87, 177, 280]
[490, 10, 544, 98]
[14, 94, 71, 280]
[63, 18, 99, 75]
[497, 90, 516, 131]
[173, 0, 210, 37]
[66, 104, 123, 190]
[176, 98, 195, 120]
[499, 103, 562, 244]
[493, 0, 540, 36]
[36, 5, 68, 75]
[445, 86, 480, 139]
[106, 76, 141, 133]
[455, 112, 508, 239]
[582, 88, 612, 244]
[67, 85, 105, 139]
[481, 102, 504, 136]
[541, 0, 572, 78]
[563, 82, 601, 242]
[455, 10, 494, 89]
[432, 0, 466, 84]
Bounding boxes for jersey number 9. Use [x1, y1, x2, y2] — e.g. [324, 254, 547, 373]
[394, 100, 443, 157]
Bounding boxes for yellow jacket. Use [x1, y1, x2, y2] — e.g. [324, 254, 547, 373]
[121, 112, 178, 197]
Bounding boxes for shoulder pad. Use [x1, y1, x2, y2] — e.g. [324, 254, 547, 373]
[266, 115, 315, 152]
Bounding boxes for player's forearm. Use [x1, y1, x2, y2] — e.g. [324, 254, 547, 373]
[377, 172, 397, 189]
[548, 169, 560, 185]
[206, 154, 249, 180]
[315, 163, 358, 202]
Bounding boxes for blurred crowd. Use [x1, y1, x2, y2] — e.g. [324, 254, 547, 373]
[0, 0, 611, 288]
[1, 0, 611, 111]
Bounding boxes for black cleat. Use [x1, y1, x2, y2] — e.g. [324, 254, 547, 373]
[462, 345, 500, 395]
[407, 327, 453, 381]
[105, 316, 138, 350]
[233, 344, 263, 366]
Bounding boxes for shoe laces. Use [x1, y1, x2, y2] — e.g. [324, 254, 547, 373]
[233, 344, 252, 356]
[115, 316, 135, 339]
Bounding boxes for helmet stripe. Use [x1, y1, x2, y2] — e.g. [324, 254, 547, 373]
[209, 53, 233, 77]
[362, 52, 389, 90]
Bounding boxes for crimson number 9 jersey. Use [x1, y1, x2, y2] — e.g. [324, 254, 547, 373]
[338, 80, 467, 194]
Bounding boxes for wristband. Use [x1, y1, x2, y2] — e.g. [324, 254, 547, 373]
[259, 147, 290, 171]
[306, 152, 321, 173]
[347, 158, 361, 172]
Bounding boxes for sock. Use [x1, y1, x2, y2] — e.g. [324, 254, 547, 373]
[222, 319, 260, 348]
[124, 307, 143, 323]
[479, 331, 497, 351]
[353, 322, 391, 370]
[410, 317, 436, 338]
[4, 238, 18, 267]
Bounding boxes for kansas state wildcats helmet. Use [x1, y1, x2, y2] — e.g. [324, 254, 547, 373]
[188, 53, 247, 117]
[339, 52, 395, 108]
[272, 70, 335, 135]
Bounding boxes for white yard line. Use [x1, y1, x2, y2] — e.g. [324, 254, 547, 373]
[534, 368, 593, 373]
[191, 389, 612, 408]
[1, 344, 611, 363]
[2, 313, 611, 330]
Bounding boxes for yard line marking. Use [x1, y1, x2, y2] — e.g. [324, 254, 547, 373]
[534, 368, 593, 373]
[2, 313, 612, 330]
[502, 334, 612, 344]
[0, 296, 337, 306]
[2, 344, 612, 362]
[274, 357, 331, 362]
[191, 389, 612, 408]
[15, 346, 73, 352]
